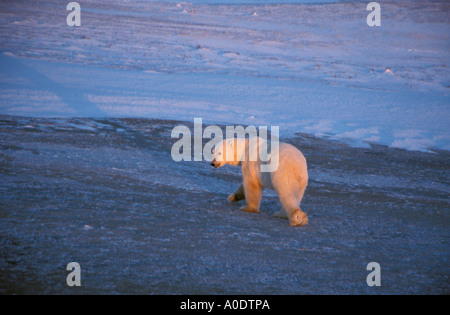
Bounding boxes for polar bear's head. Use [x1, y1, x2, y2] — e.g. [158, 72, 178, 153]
[210, 138, 245, 168]
[210, 136, 279, 172]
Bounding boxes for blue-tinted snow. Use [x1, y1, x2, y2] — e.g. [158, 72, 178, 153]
[0, 0, 448, 152]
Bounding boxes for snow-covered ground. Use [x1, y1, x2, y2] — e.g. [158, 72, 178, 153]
[0, 0, 448, 152]
[1, 116, 448, 294]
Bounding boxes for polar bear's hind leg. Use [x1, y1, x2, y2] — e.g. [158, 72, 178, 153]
[276, 188, 308, 227]
[289, 209, 308, 227]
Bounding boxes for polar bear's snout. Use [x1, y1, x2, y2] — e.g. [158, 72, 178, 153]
[210, 159, 218, 168]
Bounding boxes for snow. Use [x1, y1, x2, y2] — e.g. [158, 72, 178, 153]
[1, 115, 448, 294]
[0, 0, 448, 152]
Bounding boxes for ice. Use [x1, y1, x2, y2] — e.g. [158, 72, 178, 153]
[0, 0, 449, 151]
[0, 0, 448, 152]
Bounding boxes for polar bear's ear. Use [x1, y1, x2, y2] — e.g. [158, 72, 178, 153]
[212, 148, 215, 154]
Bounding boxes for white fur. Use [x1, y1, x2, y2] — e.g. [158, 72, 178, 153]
[211, 137, 309, 226]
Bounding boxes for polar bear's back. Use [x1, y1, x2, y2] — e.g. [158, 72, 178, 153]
[258, 142, 308, 191]
[268, 143, 308, 188]
[278, 143, 307, 167]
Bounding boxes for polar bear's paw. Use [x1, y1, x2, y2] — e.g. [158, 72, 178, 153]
[228, 192, 245, 202]
[289, 210, 308, 227]
[240, 205, 260, 213]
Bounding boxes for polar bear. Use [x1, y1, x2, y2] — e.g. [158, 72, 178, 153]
[210, 137, 308, 226]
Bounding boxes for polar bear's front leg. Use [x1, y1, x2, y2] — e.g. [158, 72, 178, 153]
[227, 184, 245, 202]
[240, 178, 262, 213]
